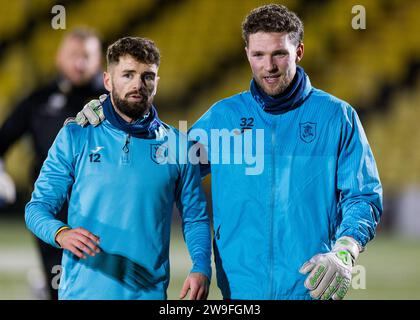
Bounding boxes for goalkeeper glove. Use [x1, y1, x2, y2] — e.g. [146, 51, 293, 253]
[0, 159, 16, 207]
[299, 236, 362, 300]
[75, 94, 107, 127]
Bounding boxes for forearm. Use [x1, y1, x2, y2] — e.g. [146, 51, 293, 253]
[337, 196, 382, 247]
[183, 216, 212, 280]
[336, 106, 383, 248]
[25, 199, 68, 248]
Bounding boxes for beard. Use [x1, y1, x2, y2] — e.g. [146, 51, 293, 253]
[255, 69, 295, 96]
[111, 85, 152, 120]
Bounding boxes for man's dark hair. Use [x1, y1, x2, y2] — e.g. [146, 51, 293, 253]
[106, 36, 160, 67]
[242, 4, 304, 47]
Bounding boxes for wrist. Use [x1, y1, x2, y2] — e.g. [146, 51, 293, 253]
[191, 265, 211, 282]
[54, 226, 70, 248]
[332, 236, 361, 263]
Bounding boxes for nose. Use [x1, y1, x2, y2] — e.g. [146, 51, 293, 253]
[74, 56, 88, 73]
[73, 55, 86, 70]
[131, 76, 143, 92]
[263, 56, 277, 73]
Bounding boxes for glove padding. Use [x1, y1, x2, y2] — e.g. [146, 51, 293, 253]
[76, 94, 107, 127]
[0, 160, 16, 207]
[299, 236, 361, 300]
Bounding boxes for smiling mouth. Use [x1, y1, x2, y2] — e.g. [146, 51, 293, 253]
[263, 75, 281, 84]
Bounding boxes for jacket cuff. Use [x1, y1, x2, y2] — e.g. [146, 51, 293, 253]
[190, 263, 212, 282]
[49, 223, 69, 248]
[54, 226, 71, 248]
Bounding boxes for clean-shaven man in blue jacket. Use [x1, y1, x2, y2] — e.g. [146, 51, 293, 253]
[189, 4, 382, 300]
[75, 5, 383, 300]
[25, 37, 211, 300]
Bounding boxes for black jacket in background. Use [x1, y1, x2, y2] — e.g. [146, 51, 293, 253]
[0, 74, 105, 182]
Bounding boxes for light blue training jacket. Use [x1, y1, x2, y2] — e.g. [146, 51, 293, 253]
[190, 79, 383, 300]
[25, 116, 211, 299]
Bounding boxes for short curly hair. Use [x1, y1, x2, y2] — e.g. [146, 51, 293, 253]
[106, 36, 160, 67]
[242, 4, 304, 47]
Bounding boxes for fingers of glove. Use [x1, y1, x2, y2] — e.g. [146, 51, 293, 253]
[75, 111, 88, 127]
[299, 260, 316, 275]
[332, 277, 351, 300]
[83, 102, 101, 126]
[99, 94, 108, 104]
[304, 262, 328, 291]
[309, 266, 336, 299]
[319, 273, 342, 300]
[96, 105, 105, 123]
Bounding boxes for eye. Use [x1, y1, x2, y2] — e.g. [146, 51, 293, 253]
[274, 52, 287, 57]
[123, 73, 133, 79]
[144, 74, 155, 81]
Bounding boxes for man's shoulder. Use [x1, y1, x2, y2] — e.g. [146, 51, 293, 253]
[211, 90, 251, 110]
[162, 124, 190, 144]
[310, 88, 347, 105]
[309, 88, 355, 116]
[61, 118, 91, 138]
[191, 91, 251, 130]
[63, 117, 78, 126]
[201, 91, 251, 120]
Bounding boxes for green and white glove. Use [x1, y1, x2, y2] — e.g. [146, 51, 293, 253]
[299, 236, 362, 300]
[75, 94, 107, 127]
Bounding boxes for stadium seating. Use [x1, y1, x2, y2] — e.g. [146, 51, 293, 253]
[0, 0, 418, 191]
[365, 74, 420, 189]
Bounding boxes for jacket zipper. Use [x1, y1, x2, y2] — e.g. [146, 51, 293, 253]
[269, 122, 276, 299]
[122, 134, 131, 164]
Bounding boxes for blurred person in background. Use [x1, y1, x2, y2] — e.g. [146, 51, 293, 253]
[0, 28, 105, 299]
[74, 4, 383, 300]
[25, 37, 211, 300]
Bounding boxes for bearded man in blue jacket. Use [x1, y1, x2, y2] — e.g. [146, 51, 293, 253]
[25, 37, 211, 300]
[75, 5, 383, 300]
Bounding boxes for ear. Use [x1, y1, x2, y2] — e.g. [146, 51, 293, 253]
[245, 46, 251, 62]
[296, 43, 304, 63]
[103, 71, 112, 92]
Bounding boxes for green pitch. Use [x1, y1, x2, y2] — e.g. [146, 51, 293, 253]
[0, 216, 419, 300]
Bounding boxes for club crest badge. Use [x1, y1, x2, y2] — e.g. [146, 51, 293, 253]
[300, 122, 316, 143]
[150, 144, 168, 164]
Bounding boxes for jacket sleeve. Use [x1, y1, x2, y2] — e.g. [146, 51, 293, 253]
[175, 142, 212, 280]
[25, 125, 76, 247]
[335, 106, 383, 248]
[189, 107, 216, 178]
